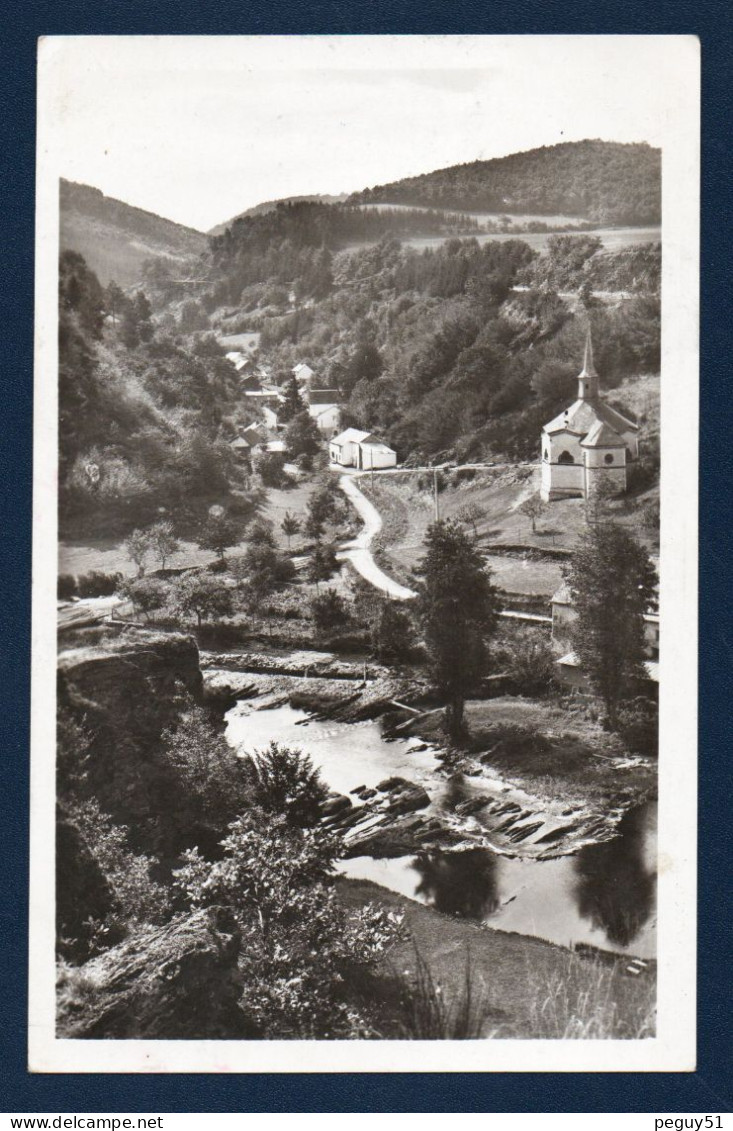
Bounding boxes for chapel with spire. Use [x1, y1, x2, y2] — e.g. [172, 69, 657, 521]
[539, 329, 640, 503]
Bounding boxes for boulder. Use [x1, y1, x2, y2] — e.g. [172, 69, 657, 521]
[320, 793, 352, 818]
[57, 906, 255, 1040]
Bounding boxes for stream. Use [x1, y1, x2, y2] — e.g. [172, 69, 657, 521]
[225, 703, 657, 960]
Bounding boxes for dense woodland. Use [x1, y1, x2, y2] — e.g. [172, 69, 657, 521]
[349, 140, 661, 225]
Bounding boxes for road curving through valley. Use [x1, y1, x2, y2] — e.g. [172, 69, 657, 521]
[336, 474, 416, 601]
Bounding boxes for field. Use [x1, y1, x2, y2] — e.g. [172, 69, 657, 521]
[343, 225, 661, 256]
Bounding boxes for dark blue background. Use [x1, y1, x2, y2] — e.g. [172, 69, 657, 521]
[1, 0, 729, 1114]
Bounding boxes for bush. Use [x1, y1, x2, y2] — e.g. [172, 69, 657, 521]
[310, 589, 350, 634]
[371, 602, 415, 663]
[121, 576, 170, 618]
[502, 630, 557, 696]
[58, 574, 77, 600]
[254, 450, 289, 488]
[207, 558, 228, 573]
[616, 697, 658, 756]
[240, 742, 328, 827]
[77, 571, 123, 598]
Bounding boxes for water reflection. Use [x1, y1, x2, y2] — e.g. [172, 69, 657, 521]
[573, 806, 656, 949]
[411, 848, 499, 920]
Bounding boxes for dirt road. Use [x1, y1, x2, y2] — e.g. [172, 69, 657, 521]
[337, 475, 416, 601]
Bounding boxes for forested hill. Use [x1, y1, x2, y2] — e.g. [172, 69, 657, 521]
[349, 140, 661, 225]
[60, 179, 207, 287]
[209, 194, 349, 236]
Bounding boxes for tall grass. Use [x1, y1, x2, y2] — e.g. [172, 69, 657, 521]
[393, 946, 497, 1039]
[523, 950, 656, 1039]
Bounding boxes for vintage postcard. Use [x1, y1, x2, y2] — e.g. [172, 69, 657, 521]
[30, 35, 699, 1072]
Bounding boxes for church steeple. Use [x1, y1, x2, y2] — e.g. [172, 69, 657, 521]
[577, 326, 599, 401]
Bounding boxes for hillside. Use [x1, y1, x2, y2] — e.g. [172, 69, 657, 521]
[349, 140, 661, 226]
[60, 179, 207, 287]
[209, 193, 348, 236]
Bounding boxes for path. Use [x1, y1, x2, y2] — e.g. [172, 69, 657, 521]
[336, 475, 416, 601]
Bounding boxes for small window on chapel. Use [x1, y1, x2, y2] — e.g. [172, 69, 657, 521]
[558, 450, 575, 465]
[604, 453, 614, 465]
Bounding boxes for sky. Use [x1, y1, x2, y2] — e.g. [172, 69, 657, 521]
[39, 36, 695, 232]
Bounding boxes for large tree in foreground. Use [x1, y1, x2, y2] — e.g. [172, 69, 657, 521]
[414, 520, 499, 738]
[565, 523, 657, 728]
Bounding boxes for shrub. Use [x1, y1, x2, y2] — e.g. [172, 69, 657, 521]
[371, 602, 415, 663]
[121, 576, 170, 618]
[307, 543, 340, 586]
[58, 574, 77, 600]
[502, 630, 557, 696]
[77, 571, 123, 598]
[254, 450, 288, 488]
[310, 589, 350, 634]
[172, 810, 404, 1038]
[240, 742, 328, 827]
[616, 697, 658, 756]
[247, 518, 276, 547]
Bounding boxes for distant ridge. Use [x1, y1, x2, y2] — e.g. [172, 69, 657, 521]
[208, 193, 348, 236]
[348, 140, 661, 226]
[60, 179, 207, 287]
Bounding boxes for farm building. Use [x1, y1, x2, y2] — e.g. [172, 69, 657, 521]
[329, 428, 397, 470]
[229, 435, 251, 460]
[225, 351, 252, 372]
[306, 389, 342, 436]
[292, 362, 315, 384]
[540, 331, 640, 503]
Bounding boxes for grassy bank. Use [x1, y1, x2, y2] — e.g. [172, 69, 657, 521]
[337, 877, 655, 1039]
[408, 695, 657, 810]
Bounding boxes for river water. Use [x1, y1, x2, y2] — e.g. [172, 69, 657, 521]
[225, 703, 657, 960]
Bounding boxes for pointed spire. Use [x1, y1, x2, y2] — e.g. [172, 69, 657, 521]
[577, 324, 599, 400]
[582, 325, 597, 377]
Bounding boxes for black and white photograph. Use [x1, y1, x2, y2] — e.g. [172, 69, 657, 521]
[30, 35, 699, 1072]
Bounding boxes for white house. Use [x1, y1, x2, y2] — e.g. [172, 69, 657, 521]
[329, 428, 397, 470]
[540, 331, 640, 503]
[292, 362, 315, 385]
[306, 389, 342, 436]
[225, 351, 252, 373]
[259, 405, 279, 430]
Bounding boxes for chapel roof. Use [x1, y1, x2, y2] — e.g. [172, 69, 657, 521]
[580, 420, 628, 449]
[543, 397, 639, 438]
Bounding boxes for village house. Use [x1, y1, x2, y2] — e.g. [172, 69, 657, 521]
[550, 580, 659, 688]
[225, 350, 252, 373]
[292, 362, 315, 385]
[305, 389, 342, 436]
[329, 428, 397, 470]
[540, 331, 640, 503]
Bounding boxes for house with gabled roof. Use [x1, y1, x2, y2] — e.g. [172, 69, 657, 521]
[540, 330, 640, 502]
[292, 362, 315, 384]
[305, 389, 342, 436]
[329, 428, 397, 469]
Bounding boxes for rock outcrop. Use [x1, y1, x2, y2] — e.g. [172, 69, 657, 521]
[57, 906, 255, 1039]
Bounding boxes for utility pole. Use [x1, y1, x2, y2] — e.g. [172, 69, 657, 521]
[433, 467, 440, 522]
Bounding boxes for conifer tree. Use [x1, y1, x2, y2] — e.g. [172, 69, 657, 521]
[565, 523, 657, 728]
[414, 520, 499, 737]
